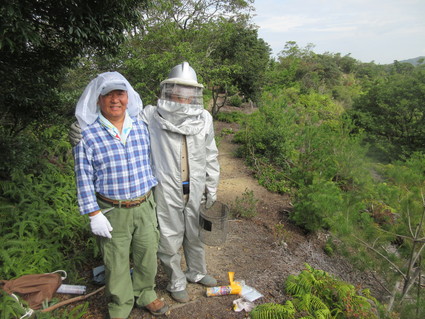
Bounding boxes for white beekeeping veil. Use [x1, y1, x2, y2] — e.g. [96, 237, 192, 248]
[75, 71, 143, 129]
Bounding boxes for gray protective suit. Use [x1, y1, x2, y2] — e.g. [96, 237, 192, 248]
[141, 99, 220, 292]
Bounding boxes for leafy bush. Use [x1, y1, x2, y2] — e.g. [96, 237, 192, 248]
[0, 125, 96, 280]
[215, 111, 246, 124]
[291, 177, 344, 232]
[230, 188, 258, 219]
[235, 91, 374, 233]
[350, 68, 425, 161]
[251, 264, 388, 319]
[229, 95, 243, 107]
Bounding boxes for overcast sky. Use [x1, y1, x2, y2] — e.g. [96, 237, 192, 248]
[252, 0, 425, 64]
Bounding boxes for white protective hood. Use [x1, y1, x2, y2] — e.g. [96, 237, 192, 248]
[155, 99, 205, 135]
[75, 71, 143, 129]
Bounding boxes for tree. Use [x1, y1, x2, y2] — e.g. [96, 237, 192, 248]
[100, 0, 269, 116]
[140, 0, 254, 31]
[351, 67, 425, 161]
[208, 19, 270, 108]
[0, 0, 148, 135]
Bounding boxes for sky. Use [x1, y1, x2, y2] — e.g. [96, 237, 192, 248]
[251, 0, 425, 64]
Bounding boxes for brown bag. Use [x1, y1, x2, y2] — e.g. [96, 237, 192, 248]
[0, 271, 66, 309]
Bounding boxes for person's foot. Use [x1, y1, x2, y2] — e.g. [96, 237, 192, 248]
[198, 275, 217, 287]
[170, 290, 190, 303]
[144, 299, 168, 316]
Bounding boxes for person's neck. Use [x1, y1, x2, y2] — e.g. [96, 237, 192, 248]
[102, 114, 125, 133]
[110, 119, 124, 133]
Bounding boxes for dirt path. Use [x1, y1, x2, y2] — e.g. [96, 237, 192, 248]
[79, 111, 383, 318]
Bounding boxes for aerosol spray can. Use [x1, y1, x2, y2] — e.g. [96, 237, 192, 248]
[206, 272, 242, 297]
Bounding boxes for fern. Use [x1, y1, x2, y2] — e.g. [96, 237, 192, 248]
[250, 302, 296, 319]
[0, 291, 26, 319]
[0, 124, 96, 280]
[253, 264, 382, 319]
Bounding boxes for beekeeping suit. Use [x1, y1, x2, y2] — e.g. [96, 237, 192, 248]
[141, 62, 220, 293]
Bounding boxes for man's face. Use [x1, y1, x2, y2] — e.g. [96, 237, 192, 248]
[98, 90, 128, 122]
[165, 84, 196, 105]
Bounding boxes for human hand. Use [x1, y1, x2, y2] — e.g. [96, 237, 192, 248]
[69, 121, 82, 147]
[206, 192, 216, 209]
[89, 212, 113, 238]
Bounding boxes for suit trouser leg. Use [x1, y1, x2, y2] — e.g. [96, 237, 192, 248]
[98, 195, 159, 318]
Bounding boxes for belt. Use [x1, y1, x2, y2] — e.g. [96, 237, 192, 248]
[96, 190, 151, 208]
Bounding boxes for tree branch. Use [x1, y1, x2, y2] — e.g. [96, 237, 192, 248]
[40, 286, 105, 313]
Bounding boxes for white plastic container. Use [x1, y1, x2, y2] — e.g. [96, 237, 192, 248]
[56, 284, 86, 294]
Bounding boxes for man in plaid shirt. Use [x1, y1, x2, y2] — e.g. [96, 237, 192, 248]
[73, 72, 168, 318]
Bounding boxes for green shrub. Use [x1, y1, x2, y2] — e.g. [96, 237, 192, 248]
[229, 95, 243, 107]
[0, 125, 96, 280]
[230, 188, 258, 219]
[251, 264, 387, 319]
[215, 111, 245, 124]
[291, 177, 344, 232]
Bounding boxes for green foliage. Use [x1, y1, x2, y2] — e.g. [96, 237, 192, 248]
[0, 291, 26, 319]
[292, 177, 344, 232]
[36, 302, 89, 319]
[250, 302, 296, 319]
[396, 292, 425, 319]
[215, 111, 246, 124]
[235, 89, 372, 210]
[323, 242, 334, 257]
[1, 0, 147, 135]
[229, 95, 243, 107]
[0, 291, 88, 319]
[78, 0, 268, 117]
[351, 67, 425, 161]
[0, 125, 95, 280]
[230, 188, 258, 219]
[251, 264, 388, 318]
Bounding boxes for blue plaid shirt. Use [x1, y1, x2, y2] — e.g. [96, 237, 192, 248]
[74, 117, 157, 215]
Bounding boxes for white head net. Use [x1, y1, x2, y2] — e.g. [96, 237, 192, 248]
[75, 71, 143, 129]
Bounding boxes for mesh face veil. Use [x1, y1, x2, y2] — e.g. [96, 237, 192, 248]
[160, 83, 203, 106]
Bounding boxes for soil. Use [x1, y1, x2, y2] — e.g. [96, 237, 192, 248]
[69, 105, 384, 319]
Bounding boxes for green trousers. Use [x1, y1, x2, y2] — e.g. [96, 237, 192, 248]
[97, 193, 159, 319]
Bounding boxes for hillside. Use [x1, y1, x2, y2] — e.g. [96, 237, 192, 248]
[74, 106, 385, 319]
[399, 56, 425, 65]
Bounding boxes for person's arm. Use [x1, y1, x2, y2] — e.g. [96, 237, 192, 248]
[74, 139, 99, 214]
[139, 104, 155, 125]
[73, 139, 113, 238]
[204, 112, 220, 208]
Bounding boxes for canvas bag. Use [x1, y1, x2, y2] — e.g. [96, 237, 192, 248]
[0, 270, 66, 309]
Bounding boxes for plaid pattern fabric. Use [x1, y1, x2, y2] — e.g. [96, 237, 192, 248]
[74, 117, 157, 215]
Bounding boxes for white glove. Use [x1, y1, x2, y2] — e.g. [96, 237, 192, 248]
[89, 212, 113, 238]
[69, 121, 82, 147]
[206, 192, 217, 209]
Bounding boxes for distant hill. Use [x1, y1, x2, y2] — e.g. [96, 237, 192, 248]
[399, 56, 425, 66]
